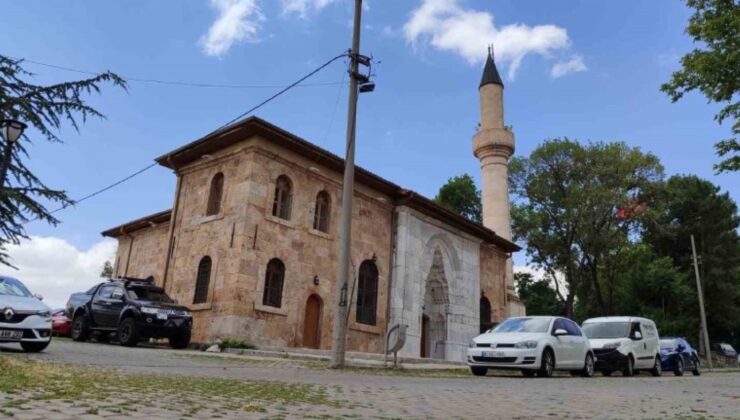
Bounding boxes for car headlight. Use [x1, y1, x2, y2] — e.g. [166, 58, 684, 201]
[603, 342, 622, 349]
[515, 340, 538, 349]
[140, 307, 159, 314]
[469, 340, 477, 348]
[37, 310, 51, 319]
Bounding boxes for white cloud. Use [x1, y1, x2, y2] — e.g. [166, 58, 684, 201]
[404, 0, 572, 79]
[281, 0, 337, 17]
[0, 237, 117, 309]
[550, 55, 587, 78]
[200, 0, 264, 57]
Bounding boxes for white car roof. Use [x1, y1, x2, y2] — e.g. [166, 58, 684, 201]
[583, 316, 655, 324]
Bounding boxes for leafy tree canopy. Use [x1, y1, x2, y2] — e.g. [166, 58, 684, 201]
[661, 0, 739, 172]
[509, 139, 663, 317]
[515, 272, 562, 316]
[435, 174, 482, 223]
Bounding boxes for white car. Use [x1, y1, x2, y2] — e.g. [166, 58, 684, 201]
[0, 276, 52, 352]
[582, 316, 662, 377]
[467, 316, 595, 378]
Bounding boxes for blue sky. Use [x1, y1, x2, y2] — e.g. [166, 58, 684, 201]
[0, 1, 737, 303]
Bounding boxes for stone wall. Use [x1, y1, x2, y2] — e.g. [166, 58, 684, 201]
[162, 135, 393, 351]
[113, 222, 170, 284]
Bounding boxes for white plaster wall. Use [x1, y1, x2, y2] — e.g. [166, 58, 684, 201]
[389, 206, 482, 362]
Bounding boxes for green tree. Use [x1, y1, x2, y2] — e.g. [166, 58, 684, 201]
[515, 272, 562, 316]
[661, 0, 739, 173]
[643, 175, 740, 347]
[100, 261, 114, 278]
[0, 55, 125, 267]
[435, 174, 482, 223]
[509, 139, 663, 318]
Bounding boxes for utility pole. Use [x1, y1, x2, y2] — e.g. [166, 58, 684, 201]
[691, 234, 712, 369]
[331, 0, 363, 369]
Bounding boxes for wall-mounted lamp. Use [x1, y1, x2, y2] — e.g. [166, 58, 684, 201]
[339, 283, 348, 307]
[313, 275, 319, 286]
[371, 252, 377, 263]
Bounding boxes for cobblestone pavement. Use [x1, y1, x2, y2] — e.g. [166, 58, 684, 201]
[2, 339, 739, 419]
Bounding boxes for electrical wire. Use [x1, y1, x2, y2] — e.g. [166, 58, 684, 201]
[24, 162, 159, 225]
[21, 51, 349, 224]
[16, 56, 345, 90]
[216, 51, 349, 130]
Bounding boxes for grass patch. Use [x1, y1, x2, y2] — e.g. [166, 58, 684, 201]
[0, 355, 342, 416]
[220, 338, 257, 350]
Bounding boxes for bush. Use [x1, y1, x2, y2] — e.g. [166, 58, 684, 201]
[220, 338, 256, 350]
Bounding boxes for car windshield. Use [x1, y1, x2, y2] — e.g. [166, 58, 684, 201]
[492, 317, 551, 333]
[127, 287, 173, 303]
[720, 344, 735, 352]
[0, 278, 32, 298]
[660, 339, 677, 349]
[582, 322, 630, 339]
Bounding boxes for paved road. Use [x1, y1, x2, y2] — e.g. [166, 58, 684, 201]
[2, 339, 740, 419]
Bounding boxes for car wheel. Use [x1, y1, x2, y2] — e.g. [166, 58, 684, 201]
[538, 349, 554, 378]
[692, 358, 701, 376]
[602, 370, 613, 377]
[20, 340, 50, 353]
[71, 315, 89, 342]
[581, 353, 595, 378]
[169, 331, 191, 349]
[674, 357, 684, 376]
[118, 318, 140, 347]
[650, 355, 662, 377]
[622, 356, 634, 377]
[470, 367, 488, 376]
[521, 370, 536, 377]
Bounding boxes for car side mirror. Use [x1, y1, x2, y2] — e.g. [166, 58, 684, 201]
[33, 293, 43, 301]
[111, 290, 124, 300]
[676, 344, 686, 352]
[632, 331, 643, 340]
[554, 328, 568, 336]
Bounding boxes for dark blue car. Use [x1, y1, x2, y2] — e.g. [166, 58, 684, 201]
[660, 337, 701, 376]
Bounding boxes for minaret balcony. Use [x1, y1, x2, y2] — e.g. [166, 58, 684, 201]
[473, 127, 515, 160]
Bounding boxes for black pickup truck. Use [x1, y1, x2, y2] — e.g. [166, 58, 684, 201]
[66, 277, 192, 348]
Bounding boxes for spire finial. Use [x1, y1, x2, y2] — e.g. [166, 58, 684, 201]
[480, 44, 503, 88]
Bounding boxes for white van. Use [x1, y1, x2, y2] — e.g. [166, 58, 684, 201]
[581, 317, 661, 376]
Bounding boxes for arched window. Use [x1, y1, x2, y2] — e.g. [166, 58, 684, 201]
[206, 172, 224, 216]
[193, 256, 212, 304]
[272, 175, 293, 220]
[480, 296, 492, 333]
[263, 258, 285, 308]
[356, 260, 378, 325]
[313, 191, 330, 232]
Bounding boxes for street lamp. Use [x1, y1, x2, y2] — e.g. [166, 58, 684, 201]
[0, 119, 27, 145]
[0, 119, 28, 191]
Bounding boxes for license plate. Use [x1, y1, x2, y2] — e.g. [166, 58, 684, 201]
[482, 351, 505, 358]
[0, 329, 22, 340]
[156, 312, 168, 320]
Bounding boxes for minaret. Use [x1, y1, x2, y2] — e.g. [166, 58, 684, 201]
[473, 46, 514, 241]
[473, 46, 523, 316]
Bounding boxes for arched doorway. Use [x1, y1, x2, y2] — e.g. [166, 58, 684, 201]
[303, 294, 322, 349]
[421, 248, 449, 359]
[480, 296, 492, 333]
[420, 314, 430, 358]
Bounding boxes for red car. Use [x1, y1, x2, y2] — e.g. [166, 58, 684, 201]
[51, 309, 72, 336]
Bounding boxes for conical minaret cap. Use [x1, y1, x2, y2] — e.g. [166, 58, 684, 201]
[479, 45, 504, 88]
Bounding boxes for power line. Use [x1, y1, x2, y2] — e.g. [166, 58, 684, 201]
[16, 56, 345, 90]
[24, 162, 159, 225]
[23, 51, 349, 224]
[216, 51, 349, 130]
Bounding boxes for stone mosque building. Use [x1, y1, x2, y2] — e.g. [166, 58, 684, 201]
[103, 50, 524, 362]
